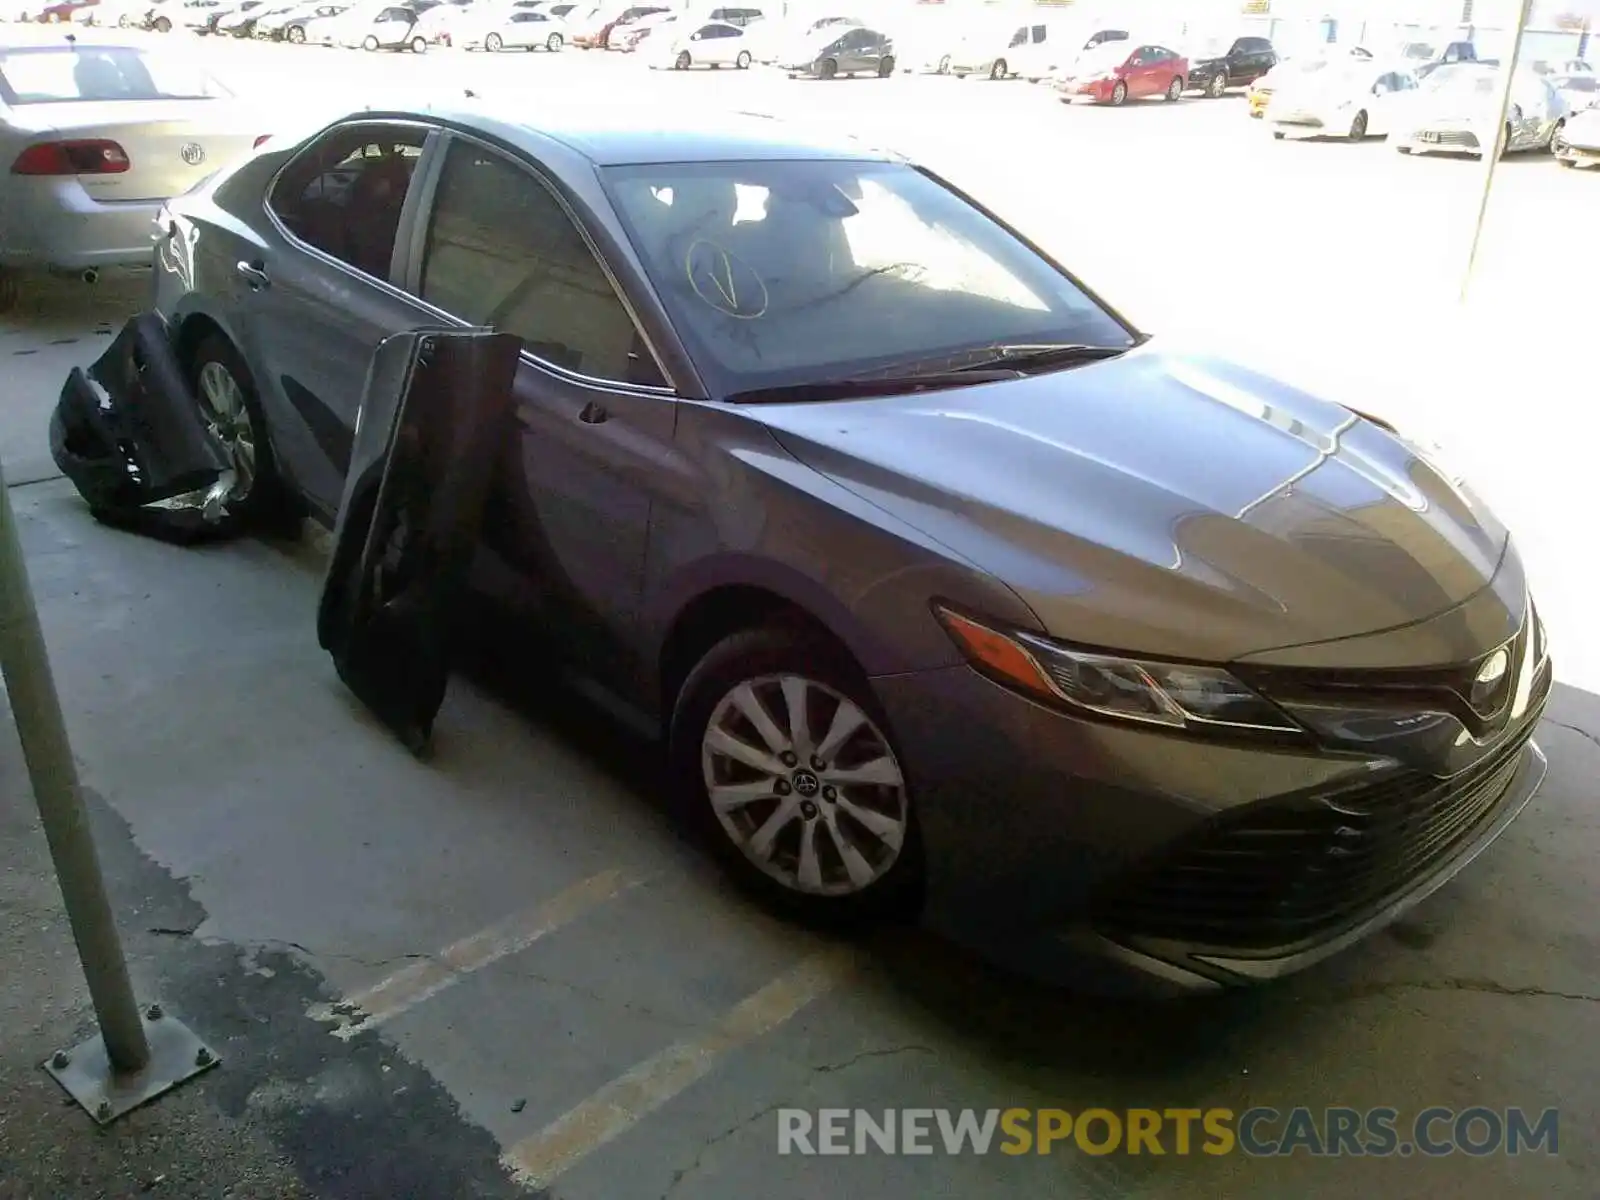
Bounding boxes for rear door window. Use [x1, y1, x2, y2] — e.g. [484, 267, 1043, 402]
[267, 123, 428, 281]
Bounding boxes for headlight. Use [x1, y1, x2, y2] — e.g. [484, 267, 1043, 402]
[932, 605, 1305, 736]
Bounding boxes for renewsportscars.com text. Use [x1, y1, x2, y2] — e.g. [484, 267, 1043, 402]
[777, 1106, 1560, 1157]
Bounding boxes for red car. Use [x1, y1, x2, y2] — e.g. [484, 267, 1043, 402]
[1055, 41, 1188, 105]
[34, 0, 96, 19]
[571, 3, 667, 49]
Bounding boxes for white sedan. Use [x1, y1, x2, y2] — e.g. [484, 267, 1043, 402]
[0, 33, 264, 302]
[1553, 104, 1600, 168]
[646, 19, 750, 70]
[1393, 63, 1569, 157]
[1269, 62, 1420, 141]
[470, 7, 564, 52]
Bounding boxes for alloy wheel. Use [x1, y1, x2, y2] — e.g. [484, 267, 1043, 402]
[196, 361, 257, 502]
[486, 32, 501, 50]
[1349, 109, 1368, 141]
[1110, 79, 1127, 105]
[1209, 73, 1226, 97]
[700, 674, 909, 897]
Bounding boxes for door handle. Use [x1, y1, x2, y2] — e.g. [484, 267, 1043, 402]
[577, 400, 609, 425]
[236, 260, 271, 290]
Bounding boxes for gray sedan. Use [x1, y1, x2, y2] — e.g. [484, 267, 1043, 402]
[147, 100, 1551, 991]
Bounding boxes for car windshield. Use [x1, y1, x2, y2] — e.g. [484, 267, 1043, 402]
[0, 45, 230, 104]
[601, 159, 1132, 398]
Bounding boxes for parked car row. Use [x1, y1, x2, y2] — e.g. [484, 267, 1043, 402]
[1251, 53, 1596, 165]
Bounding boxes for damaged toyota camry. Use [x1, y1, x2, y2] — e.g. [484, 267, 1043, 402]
[140, 100, 1551, 991]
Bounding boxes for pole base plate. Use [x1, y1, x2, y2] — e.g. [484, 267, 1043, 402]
[43, 1006, 219, 1125]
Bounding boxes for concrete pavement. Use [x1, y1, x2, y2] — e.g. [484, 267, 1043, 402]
[2, 47, 1598, 1200]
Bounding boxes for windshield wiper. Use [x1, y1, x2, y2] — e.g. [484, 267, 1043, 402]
[946, 342, 1133, 374]
[724, 369, 1022, 405]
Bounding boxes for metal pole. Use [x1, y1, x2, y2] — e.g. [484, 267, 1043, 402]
[0, 458, 150, 1073]
[1458, 0, 1537, 303]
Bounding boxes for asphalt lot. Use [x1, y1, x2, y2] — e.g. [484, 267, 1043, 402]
[2, 32, 1598, 1200]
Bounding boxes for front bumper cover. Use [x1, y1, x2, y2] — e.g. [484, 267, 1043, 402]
[48, 313, 235, 543]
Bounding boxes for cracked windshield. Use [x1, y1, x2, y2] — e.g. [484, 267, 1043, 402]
[0, 0, 1593, 1197]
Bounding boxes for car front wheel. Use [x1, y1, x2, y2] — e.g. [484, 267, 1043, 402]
[189, 335, 289, 525]
[1166, 75, 1183, 101]
[670, 625, 922, 924]
[1208, 73, 1227, 97]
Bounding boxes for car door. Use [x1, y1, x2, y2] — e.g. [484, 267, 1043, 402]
[685, 22, 716, 61]
[243, 120, 441, 512]
[395, 133, 677, 684]
[1124, 45, 1157, 96]
[709, 24, 742, 64]
[833, 27, 866, 72]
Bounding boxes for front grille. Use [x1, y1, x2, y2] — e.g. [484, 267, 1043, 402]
[1095, 711, 1541, 952]
[1417, 129, 1480, 148]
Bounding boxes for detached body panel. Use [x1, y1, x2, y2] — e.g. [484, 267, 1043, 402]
[48, 313, 234, 543]
[317, 328, 522, 754]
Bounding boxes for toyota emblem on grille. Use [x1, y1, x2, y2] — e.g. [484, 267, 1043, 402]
[180, 143, 206, 166]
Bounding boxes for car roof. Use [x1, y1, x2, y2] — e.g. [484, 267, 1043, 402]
[412, 100, 899, 165]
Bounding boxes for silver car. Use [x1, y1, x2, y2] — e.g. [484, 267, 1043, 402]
[146, 102, 1551, 991]
[1393, 62, 1569, 156]
[0, 33, 262, 301]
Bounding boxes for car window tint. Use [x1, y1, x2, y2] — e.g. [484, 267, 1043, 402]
[420, 141, 660, 385]
[267, 124, 426, 280]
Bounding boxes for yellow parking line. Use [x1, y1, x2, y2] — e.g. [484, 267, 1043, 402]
[502, 944, 857, 1188]
[310, 867, 645, 1039]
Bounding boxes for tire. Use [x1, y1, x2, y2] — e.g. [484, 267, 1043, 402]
[1208, 72, 1227, 97]
[674, 49, 689, 69]
[1348, 108, 1368, 141]
[1499, 123, 1514, 158]
[1109, 79, 1127, 106]
[1165, 75, 1183, 101]
[936, 53, 949, 74]
[410, 36, 425, 52]
[153, 14, 169, 29]
[485, 31, 501, 51]
[669, 625, 923, 925]
[989, 56, 1006, 81]
[735, 49, 750, 69]
[1550, 121, 1566, 157]
[362, 33, 379, 50]
[877, 55, 893, 77]
[546, 32, 561, 50]
[187, 335, 290, 526]
[287, 23, 303, 41]
[818, 56, 836, 80]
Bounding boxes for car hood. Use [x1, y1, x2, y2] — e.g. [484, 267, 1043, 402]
[1567, 105, 1600, 140]
[756, 348, 1511, 663]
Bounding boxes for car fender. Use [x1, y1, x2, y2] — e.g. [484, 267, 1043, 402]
[644, 433, 1044, 683]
